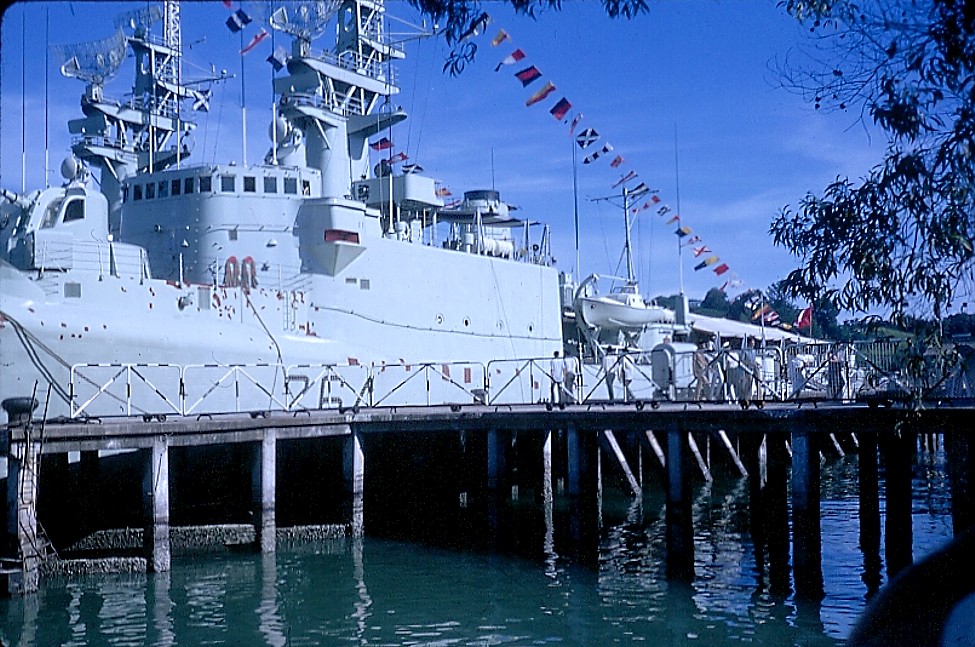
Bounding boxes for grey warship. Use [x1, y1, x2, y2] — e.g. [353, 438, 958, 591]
[0, 0, 565, 417]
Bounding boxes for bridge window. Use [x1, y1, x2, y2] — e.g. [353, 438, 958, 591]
[284, 178, 298, 195]
[171, 179, 181, 196]
[133, 185, 143, 201]
[221, 175, 235, 193]
[184, 177, 195, 194]
[63, 199, 84, 223]
[199, 176, 212, 192]
[122, 186, 129, 203]
[146, 183, 155, 199]
[41, 198, 64, 228]
[158, 181, 169, 198]
[264, 177, 277, 193]
[244, 176, 256, 192]
[302, 180, 311, 196]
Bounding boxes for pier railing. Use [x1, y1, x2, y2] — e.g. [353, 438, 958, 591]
[67, 341, 975, 417]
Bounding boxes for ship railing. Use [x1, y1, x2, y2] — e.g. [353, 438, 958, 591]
[370, 361, 487, 407]
[284, 363, 371, 411]
[309, 47, 399, 86]
[485, 357, 548, 405]
[483, 356, 583, 405]
[577, 351, 658, 405]
[181, 363, 289, 416]
[69, 363, 183, 419]
[71, 134, 127, 151]
[282, 92, 366, 118]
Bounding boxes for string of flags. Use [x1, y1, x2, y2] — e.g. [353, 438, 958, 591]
[215, 7, 771, 319]
[461, 15, 757, 299]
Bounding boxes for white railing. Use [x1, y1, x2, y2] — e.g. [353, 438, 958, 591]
[69, 363, 183, 418]
[68, 342, 975, 417]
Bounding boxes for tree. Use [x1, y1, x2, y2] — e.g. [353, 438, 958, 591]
[695, 287, 732, 317]
[765, 280, 800, 327]
[407, 0, 648, 74]
[770, 0, 975, 323]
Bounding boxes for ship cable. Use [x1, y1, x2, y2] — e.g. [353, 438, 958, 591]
[2, 309, 74, 407]
[312, 302, 560, 343]
[488, 260, 518, 357]
[1, 308, 145, 415]
[244, 290, 284, 409]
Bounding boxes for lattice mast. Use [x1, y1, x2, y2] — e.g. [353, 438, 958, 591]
[58, 2, 214, 232]
[269, 0, 407, 196]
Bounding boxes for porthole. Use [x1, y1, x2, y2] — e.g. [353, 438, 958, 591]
[463, 317, 471, 327]
[436, 314, 444, 325]
[528, 324, 534, 332]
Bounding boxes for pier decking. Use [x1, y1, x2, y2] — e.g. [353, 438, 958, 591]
[3, 399, 974, 598]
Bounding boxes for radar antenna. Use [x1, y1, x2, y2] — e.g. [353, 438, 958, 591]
[113, 4, 164, 32]
[270, 1, 342, 41]
[54, 28, 127, 85]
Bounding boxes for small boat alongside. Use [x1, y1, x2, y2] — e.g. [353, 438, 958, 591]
[576, 277, 674, 332]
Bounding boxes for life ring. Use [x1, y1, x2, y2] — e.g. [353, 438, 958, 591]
[223, 255, 239, 287]
[241, 256, 258, 290]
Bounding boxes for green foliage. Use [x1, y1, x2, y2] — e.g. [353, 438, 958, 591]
[696, 287, 731, 317]
[771, 0, 975, 323]
[407, 0, 649, 75]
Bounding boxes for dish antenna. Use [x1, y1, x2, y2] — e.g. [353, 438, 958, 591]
[114, 5, 164, 33]
[269, 1, 342, 40]
[54, 28, 127, 85]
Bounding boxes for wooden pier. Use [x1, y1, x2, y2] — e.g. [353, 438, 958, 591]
[2, 399, 974, 598]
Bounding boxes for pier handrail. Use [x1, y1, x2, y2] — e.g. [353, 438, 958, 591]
[181, 363, 289, 416]
[370, 361, 487, 407]
[69, 363, 182, 418]
[284, 363, 371, 411]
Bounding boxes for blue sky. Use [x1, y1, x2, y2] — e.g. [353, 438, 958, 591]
[0, 0, 883, 307]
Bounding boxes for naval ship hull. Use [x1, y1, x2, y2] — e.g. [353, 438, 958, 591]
[0, 234, 561, 418]
[0, 0, 565, 420]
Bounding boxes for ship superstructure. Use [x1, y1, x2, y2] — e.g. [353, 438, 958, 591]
[0, 0, 563, 418]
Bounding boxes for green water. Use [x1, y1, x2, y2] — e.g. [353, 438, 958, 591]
[0, 455, 956, 646]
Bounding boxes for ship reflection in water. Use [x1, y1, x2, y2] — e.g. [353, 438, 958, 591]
[0, 450, 954, 646]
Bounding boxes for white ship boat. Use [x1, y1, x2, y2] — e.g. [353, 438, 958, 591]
[578, 279, 674, 331]
[0, 0, 563, 418]
[573, 185, 675, 342]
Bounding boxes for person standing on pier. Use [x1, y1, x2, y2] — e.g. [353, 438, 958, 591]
[620, 351, 636, 402]
[694, 341, 712, 401]
[550, 351, 566, 405]
[602, 348, 618, 402]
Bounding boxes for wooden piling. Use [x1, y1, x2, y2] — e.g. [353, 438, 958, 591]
[791, 425, 824, 600]
[858, 430, 882, 596]
[252, 429, 276, 552]
[143, 435, 171, 573]
[665, 421, 694, 581]
[343, 432, 364, 537]
[883, 427, 916, 578]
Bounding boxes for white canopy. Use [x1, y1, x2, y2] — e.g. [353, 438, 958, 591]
[686, 312, 820, 344]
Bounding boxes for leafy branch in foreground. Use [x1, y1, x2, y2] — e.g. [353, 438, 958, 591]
[771, 0, 975, 322]
[407, 0, 648, 75]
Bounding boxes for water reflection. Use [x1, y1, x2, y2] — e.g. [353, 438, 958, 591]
[0, 449, 958, 646]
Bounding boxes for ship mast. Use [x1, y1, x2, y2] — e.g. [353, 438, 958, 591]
[269, 0, 407, 197]
[57, 1, 214, 233]
[622, 186, 635, 283]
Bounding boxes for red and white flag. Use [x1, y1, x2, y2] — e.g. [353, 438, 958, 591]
[241, 29, 269, 55]
[495, 48, 526, 72]
[796, 305, 813, 329]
